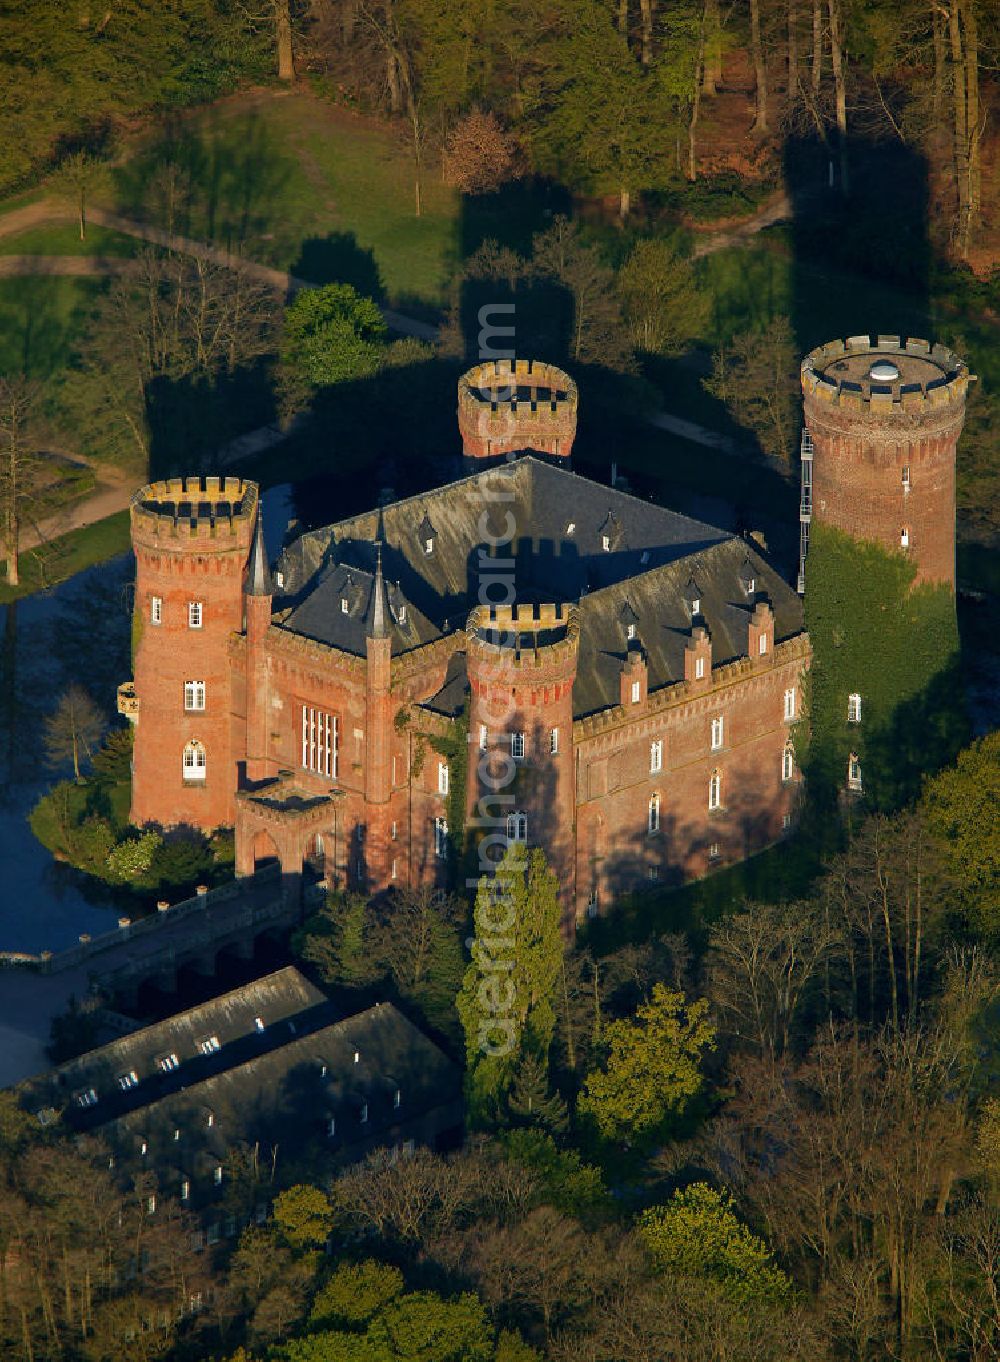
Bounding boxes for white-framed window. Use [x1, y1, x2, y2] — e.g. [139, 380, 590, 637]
[847, 692, 862, 724]
[182, 740, 206, 781]
[398, 604, 407, 624]
[140, 1140, 147, 1156]
[117, 1070, 139, 1091]
[784, 687, 796, 721]
[206, 1111, 214, 1128]
[758, 632, 768, 656]
[391, 858, 398, 879]
[648, 792, 660, 834]
[709, 770, 722, 811]
[184, 680, 205, 712]
[902, 465, 911, 490]
[566, 522, 576, 536]
[900, 527, 909, 549]
[437, 762, 449, 796]
[188, 601, 202, 629]
[711, 716, 724, 751]
[650, 739, 663, 774]
[390, 822, 397, 841]
[782, 745, 795, 782]
[198, 1035, 221, 1056]
[479, 723, 488, 751]
[848, 753, 863, 791]
[434, 816, 448, 858]
[691, 596, 701, 616]
[151, 595, 162, 625]
[745, 575, 756, 596]
[602, 535, 611, 552]
[147, 1194, 156, 1215]
[708, 841, 720, 861]
[506, 811, 527, 842]
[695, 655, 706, 680]
[157, 1053, 180, 1073]
[511, 731, 525, 760]
[340, 596, 349, 614]
[424, 537, 434, 555]
[631, 679, 641, 704]
[254, 1015, 265, 1032]
[301, 706, 338, 778]
[75, 1088, 98, 1109]
[213, 1165, 223, 1187]
[550, 727, 559, 755]
[180, 1179, 190, 1202]
[627, 622, 637, 640]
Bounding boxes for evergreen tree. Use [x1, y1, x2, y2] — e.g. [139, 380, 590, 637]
[507, 1052, 569, 1132]
[457, 845, 563, 1121]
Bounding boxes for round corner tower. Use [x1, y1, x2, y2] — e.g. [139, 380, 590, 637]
[458, 359, 578, 468]
[466, 602, 579, 933]
[129, 476, 259, 832]
[801, 335, 969, 589]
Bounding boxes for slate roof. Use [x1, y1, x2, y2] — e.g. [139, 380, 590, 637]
[271, 458, 805, 716]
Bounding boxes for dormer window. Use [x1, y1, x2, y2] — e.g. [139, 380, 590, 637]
[424, 537, 434, 555]
[566, 522, 576, 536]
[739, 559, 756, 597]
[198, 1035, 221, 1056]
[602, 535, 611, 552]
[684, 578, 702, 618]
[118, 1070, 139, 1091]
[418, 512, 436, 556]
[254, 1016, 265, 1032]
[341, 597, 349, 614]
[398, 605, 407, 624]
[626, 622, 636, 640]
[157, 1053, 180, 1073]
[74, 1088, 98, 1109]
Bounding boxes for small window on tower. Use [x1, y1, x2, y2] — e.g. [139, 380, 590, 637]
[902, 465, 911, 490]
[550, 727, 559, 755]
[695, 655, 706, 680]
[631, 679, 641, 704]
[511, 732, 525, 760]
[188, 601, 202, 629]
[648, 793, 660, 834]
[782, 745, 795, 782]
[759, 632, 768, 656]
[900, 527, 910, 549]
[151, 596, 162, 625]
[784, 687, 796, 720]
[437, 762, 449, 796]
[184, 681, 206, 712]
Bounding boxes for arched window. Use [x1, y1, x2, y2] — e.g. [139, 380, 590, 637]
[506, 812, 527, 843]
[648, 793, 660, 834]
[782, 745, 795, 782]
[182, 740, 206, 781]
[708, 770, 722, 811]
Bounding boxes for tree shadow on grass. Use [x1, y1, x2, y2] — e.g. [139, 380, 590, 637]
[290, 233, 385, 302]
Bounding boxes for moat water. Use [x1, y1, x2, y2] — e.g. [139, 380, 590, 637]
[0, 485, 293, 954]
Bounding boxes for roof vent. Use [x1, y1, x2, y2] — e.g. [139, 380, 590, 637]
[868, 360, 899, 382]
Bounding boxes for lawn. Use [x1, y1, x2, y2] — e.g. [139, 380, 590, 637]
[110, 93, 461, 311]
[0, 512, 131, 605]
[0, 275, 105, 378]
[0, 223, 140, 257]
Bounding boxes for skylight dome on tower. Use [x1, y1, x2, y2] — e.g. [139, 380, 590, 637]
[869, 360, 900, 382]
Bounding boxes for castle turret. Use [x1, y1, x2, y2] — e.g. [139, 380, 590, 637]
[466, 602, 579, 933]
[458, 359, 578, 469]
[127, 476, 257, 831]
[244, 504, 273, 783]
[801, 336, 970, 589]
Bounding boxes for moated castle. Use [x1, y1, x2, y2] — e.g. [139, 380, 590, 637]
[119, 341, 968, 929]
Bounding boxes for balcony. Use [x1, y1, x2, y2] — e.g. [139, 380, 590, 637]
[117, 681, 139, 721]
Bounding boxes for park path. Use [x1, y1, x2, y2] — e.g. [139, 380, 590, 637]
[689, 189, 793, 259]
[3, 198, 748, 552]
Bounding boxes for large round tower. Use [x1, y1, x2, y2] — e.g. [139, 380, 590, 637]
[128, 476, 258, 832]
[801, 335, 970, 589]
[466, 602, 579, 932]
[458, 359, 578, 468]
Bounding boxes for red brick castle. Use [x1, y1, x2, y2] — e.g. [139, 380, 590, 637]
[120, 343, 963, 924]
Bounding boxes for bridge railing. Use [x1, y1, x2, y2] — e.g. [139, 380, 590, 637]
[6, 865, 286, 976]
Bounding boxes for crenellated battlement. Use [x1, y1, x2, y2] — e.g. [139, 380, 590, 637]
[458, 359, 578, 462]
[131, 476, 258, 548]
[802, 336, 970, 419]
[466, 602, 580, 675]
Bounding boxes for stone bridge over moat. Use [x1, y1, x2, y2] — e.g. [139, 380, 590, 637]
[0, 866, 318, 1087]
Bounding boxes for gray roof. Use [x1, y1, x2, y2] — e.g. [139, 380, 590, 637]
[271, 458, 804, 711]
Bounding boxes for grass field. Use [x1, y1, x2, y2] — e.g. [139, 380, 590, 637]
[112, 94, 461, 310]
[0, 224, 140, 257]
[0, 276, 105, 378]
[0, 512, 131, 605]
